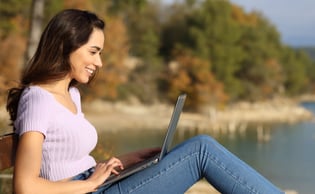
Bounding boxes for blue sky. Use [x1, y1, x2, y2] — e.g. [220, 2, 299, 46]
[162, 0, 315, 47]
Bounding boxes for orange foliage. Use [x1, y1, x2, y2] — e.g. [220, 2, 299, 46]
[262, 58, 284, 96]
[166, 49, 228, 111]
[64, 0, 90, 9]
[231, 5, 258, 27]
[0, 7, 29, 103]
[0, 33, 26, 103]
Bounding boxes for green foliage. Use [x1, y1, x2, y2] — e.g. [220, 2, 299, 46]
[43, 0, 64, 22]
[108, 0, 148, 13]
[300, 47, 315, 61]
[160, 0, 248, 100]
[297, 47, 315, 90]
[235, 15, 284, 99]
[104, 0, 164, 102]
[0, 0, 31, 37]
[281, 47, 309, 95]
[108, 0, 161, 60]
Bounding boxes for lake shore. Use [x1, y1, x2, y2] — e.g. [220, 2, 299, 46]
[83, 96, 314, 133]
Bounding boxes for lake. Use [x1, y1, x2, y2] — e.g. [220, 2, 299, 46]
[1, 103, 314, 194]
[97, 102, 315, 194]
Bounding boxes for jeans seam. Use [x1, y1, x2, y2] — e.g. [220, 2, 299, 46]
[205, 150, 259, 194]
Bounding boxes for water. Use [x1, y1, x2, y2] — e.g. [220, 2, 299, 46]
[98, 102, 315, 194]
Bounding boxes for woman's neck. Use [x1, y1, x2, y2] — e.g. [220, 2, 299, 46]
[37, 79, 71, 96]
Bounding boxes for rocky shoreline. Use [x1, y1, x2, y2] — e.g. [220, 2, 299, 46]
[83, 97, 314, 133]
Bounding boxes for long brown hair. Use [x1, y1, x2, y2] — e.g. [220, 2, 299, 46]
[6, 9, 105, 126]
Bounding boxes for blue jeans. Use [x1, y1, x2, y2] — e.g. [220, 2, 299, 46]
[72, 135, 284, 194]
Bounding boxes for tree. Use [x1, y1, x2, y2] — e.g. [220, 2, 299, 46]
[281, 47, 308, 95]
[0, 0, 31, 102]
[25, 0, 45, 63]
[104, 0, 165, 102]
[161, 48, 227, 111]
[235, 12, 284, 99]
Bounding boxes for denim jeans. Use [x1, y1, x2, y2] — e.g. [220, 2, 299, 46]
[72, 135, 284, 194]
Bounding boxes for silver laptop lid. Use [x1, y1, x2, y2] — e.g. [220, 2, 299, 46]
[159, 94, 186, 161]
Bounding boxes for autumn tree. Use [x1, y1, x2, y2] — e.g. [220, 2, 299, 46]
[0, 0, 31, 103]
[160, 48, 227, 111]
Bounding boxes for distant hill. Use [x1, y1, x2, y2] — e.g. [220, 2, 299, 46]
[297, 47, 315, 61]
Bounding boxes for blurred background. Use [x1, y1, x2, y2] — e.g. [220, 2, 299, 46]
[0, 0, 315, 193]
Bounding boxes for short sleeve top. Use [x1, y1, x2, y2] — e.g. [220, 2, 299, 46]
[14, 86, 97, 181]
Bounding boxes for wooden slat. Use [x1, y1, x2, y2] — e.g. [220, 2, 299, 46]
[0, 133, 18, 170]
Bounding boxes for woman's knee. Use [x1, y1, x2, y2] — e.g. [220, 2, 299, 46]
[171, 134, 220, 156]
[185, 134, 220, 151]
[191, 134, 216, 145]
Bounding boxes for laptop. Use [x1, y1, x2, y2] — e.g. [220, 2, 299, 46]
[99, 94, 187, 187]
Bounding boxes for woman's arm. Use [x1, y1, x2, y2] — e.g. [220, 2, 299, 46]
[14, 132, 123, 194]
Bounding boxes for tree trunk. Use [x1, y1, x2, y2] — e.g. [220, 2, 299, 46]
[24, 0, 45, 65]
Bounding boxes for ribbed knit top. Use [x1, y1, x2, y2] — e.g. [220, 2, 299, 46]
[14, 86, 97, 181]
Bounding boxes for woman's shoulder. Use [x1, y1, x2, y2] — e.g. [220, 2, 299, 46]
[19, 86, 55, 106]
[22, 85, 51, 99]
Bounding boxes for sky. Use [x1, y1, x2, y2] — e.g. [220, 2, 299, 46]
[229, 0, 315, 47]
[162, 0, 315, 47]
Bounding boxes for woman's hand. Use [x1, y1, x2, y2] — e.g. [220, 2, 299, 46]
[87, 157, 124, 190]
[88, 148, 161, 190]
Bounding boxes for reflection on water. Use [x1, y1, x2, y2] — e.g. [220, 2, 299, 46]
[98, 103, 315, 194]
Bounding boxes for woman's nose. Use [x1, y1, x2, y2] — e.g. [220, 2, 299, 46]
[95, 55, 103, 67]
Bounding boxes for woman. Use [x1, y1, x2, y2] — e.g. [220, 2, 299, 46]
[6, 9, 284, 194]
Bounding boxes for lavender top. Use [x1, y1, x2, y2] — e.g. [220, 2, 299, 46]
[14, 86, 97, 181]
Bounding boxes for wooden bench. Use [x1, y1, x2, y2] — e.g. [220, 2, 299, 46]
[0, 133, 18, 170]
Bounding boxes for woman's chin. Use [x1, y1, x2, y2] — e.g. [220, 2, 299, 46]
[76, 77, 90, 84]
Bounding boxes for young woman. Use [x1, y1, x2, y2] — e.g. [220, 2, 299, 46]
[6, 9, 284, 194]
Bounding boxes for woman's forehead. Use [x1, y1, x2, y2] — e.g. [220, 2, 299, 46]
[85, 29, 104, 49]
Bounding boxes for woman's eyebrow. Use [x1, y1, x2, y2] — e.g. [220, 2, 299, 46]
[91, 46, 102, 51]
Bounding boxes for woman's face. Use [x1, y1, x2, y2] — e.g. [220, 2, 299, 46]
[69, 28, 104, 83]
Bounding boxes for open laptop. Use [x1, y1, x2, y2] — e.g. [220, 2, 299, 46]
[99, 94, 186, 187]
